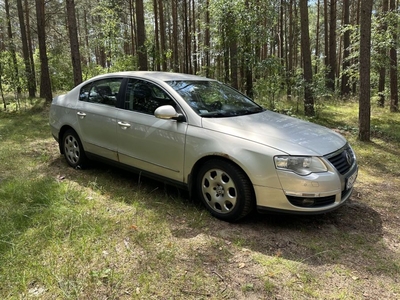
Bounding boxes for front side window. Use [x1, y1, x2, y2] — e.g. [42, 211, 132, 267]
[79, 78, 123, 106]
[124, 79, 176, 114]
[166, 80, 263, 117]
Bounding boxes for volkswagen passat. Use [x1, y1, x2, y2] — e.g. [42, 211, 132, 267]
[50, 71, 358, 221]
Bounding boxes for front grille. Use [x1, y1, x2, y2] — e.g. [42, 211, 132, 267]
[287, 195, 336, 207]
[326, 146, 355, 175]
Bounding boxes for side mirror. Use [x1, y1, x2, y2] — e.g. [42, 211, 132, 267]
[154, 105, 185, 122]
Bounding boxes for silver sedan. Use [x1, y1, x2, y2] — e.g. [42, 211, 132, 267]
[49, 71, 358, 221]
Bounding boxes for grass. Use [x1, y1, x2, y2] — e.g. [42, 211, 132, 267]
[0, 98, 400, 299]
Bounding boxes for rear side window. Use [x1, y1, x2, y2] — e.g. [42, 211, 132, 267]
[79, 78, 123, 106]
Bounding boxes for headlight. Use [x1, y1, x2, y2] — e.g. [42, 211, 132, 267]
[274, 156, 328, 175]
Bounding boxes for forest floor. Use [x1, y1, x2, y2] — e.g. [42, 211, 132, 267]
[0, 100, 399, 299]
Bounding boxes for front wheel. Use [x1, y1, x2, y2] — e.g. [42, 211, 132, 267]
[196, 159, 255, 222]
[62, 129, 87, 168]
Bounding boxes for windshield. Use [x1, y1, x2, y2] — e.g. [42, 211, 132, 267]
[166, 80, 264, 117]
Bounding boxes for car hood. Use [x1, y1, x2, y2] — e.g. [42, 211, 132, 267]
[201, 110, 346, 156]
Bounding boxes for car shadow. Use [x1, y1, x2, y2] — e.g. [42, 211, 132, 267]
[49, 156, 390, 274]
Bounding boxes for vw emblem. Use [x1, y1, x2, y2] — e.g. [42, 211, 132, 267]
[345, 150, 352, 166]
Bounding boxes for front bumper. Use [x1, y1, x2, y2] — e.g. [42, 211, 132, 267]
[255, 149, 358, 214]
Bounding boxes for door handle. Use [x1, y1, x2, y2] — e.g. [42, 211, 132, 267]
[77, 111, 86, 118]
[118, 121, 131, 129]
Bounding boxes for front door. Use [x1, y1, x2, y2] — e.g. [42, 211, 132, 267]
[116, 79, 187, 182]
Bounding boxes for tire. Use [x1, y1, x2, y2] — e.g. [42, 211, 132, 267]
[62, 129, 87, 168]
[196, 159, 255, 222]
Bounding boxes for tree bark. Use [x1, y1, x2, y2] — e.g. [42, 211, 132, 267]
[172, 0, 179, 72]
[314, 0, 320, 75]
[183, 0, 190, 73]
[35, 0, 53, 102]
[159, 0, 167, 71]
[66, 0, 83, 87]
[25, 0, 36, 95]
[287, 0, 294, 96]
[299, 0, 315, 116]
[389, 0, 399, 112]
[340, 0, 351, 96]
[324, 0, 329, 76]
[17, 0, 35, 97]
[204, 0, 210, 77]
[358, 0, 373, 141]
[378, 0, 389, 107]
[192, 0, 198, 74]
[5, 0, 21, 95]
[153, 0, 160, 71]
[244, 0, 253, 98]
[135, 0, 148, 71]
[129, 0, 135, 56]
[327, 0, 336, 91]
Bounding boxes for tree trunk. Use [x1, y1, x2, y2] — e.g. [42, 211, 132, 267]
[327, 0, 336, 91]
[352, 0, 361, 94]
[358, 0, 373, 141]
[0, 60, 6, 110]
[172, 0, 179, 72]
[223, 26, 229, 83]
[244, 0, 253, 98]
[17, 0, 35, 97]
[66, 0, 82, 87]
[299, 0, 315, 116]
[230, 36, 238, 89]
[159, 0, 167, 71]
[340, 0, 351, 96]
[25, 0, 36, 96]
[389, 0, 399, 112]
[279, 0, 284, 62]
[83, 8, 91, 65]
[324, 0, 329, 76]
[135, 0, 147, 71]
[315, 0, 320, 75]
[378, 0, 389, 107]
[192, 0, 198, 74]
[183, 0, 190, 73]
[35, 0, 53, 102]
[153, 0, 160, 71]
[129, 0, 135, 56]
[204, 0, 210, 77]
[287, 0, 294, 97]
[5, 0, 21, 95]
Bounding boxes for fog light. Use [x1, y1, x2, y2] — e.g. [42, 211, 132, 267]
[302, 198, 315, 207]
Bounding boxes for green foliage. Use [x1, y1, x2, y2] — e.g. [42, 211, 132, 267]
[108, 55, 138, 73]
[311, 59, 333, 100]
[82, 63, 107, 82]
[254, 57, 286, 109]
[46, 50, 74, 91]
[0, 50, 25, 94]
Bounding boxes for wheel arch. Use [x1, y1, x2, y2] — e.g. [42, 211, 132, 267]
[58, 125, 79, 154]
[188, 154, 255, 199]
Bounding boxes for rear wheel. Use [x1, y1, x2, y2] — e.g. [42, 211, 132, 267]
[196, 159, 255, 222]
[62, 130, 87, 168]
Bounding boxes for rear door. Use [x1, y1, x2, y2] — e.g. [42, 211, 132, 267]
[116, 78, 188, 182]
[75, 77, 123, 161]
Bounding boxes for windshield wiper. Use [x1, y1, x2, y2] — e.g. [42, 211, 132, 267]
[199, 111, 229, 118]
[234, 107, 264, 116]
[199, 107, 263, 118]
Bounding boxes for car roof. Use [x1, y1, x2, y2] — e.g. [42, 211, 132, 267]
[91, 71, 214, 83]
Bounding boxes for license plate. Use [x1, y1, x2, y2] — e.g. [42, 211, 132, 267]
[346, 169, 358, 190]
